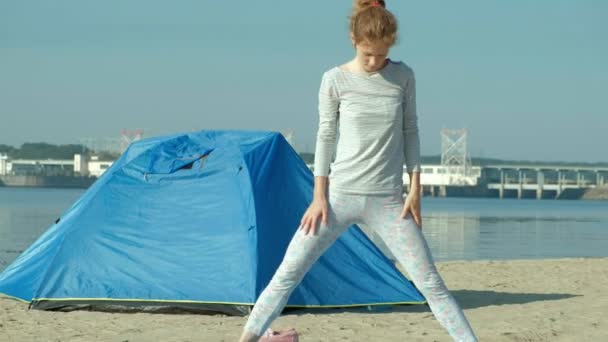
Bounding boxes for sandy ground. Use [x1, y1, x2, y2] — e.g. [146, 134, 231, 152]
[1, 257, 607, 342]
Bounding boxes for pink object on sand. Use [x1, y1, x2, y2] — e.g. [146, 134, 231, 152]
[259, 328, 299, 342]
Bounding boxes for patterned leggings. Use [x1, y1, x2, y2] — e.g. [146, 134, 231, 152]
[243, 189, 478, 341]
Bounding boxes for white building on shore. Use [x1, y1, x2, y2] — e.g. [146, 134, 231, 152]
[402, 164, 481, 186]
[0, 153, 8, 175]
[0, 154, 113, 178]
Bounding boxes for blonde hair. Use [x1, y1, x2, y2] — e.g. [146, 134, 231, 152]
[350, 0, 398, 46]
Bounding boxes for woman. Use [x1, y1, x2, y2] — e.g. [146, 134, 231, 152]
[239, 1, 478, 341]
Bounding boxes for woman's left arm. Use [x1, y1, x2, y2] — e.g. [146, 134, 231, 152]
[401, 66, 422, 228]
[402, 171, 422, 228]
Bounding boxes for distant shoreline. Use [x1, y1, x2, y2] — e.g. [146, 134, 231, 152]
[582, 185, 608, 200]
[0, 175, 96, 189]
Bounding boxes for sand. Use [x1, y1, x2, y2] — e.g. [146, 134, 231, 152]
[1, 257, 607, 342]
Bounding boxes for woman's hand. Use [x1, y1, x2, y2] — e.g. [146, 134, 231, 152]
[401, 188, 422, 229]
[299, 197, 329, 235]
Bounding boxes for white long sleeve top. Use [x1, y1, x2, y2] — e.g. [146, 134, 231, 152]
[313, 59, 421, 195]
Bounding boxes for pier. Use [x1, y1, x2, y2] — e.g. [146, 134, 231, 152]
[484, 165, 608, 199]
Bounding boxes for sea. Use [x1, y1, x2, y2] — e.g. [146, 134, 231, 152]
[1, 187, 607, 272]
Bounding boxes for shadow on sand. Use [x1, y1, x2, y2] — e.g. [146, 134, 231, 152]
[284, 289, 580, 316]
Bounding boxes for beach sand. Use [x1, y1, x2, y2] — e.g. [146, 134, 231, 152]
[1, 257, 607, 342]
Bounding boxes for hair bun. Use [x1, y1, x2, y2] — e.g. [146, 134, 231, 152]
[353, 0, 386, 15]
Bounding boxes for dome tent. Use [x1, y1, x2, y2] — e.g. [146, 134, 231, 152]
[0, 130, 425, 315]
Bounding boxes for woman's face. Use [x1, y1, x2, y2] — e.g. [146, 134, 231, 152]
[354, 41, 390, 73]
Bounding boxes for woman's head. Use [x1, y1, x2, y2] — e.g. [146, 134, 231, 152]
[350, 0, 397, 47]
[349, 1, 397, 72]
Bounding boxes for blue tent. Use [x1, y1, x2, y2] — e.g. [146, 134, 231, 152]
[0, 130, 424, 315]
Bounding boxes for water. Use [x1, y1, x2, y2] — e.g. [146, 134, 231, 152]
[1, 187, 607, 272]
[0, 187, 84, 271]
[400, 197, 608, 261]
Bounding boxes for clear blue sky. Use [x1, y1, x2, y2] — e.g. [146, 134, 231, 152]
[1, 1, 606, 162]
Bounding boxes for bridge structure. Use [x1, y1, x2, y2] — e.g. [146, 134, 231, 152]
[483, 164, 608, 199]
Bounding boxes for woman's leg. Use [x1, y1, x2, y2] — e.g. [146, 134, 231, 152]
[240, 191, 357, 341]
[363, 192, 478, 342]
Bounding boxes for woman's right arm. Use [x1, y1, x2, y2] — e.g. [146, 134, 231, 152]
[299, 176, 329, 235]
[300, 72, 339, 235]
[313, 176, 329, 201]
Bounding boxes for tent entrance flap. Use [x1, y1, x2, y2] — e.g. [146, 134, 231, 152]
[150, 148, 214, 174]
[175, 152, 212, 171]
[142, 150, 215, 181]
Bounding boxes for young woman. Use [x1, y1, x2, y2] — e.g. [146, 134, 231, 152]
[239, 1, 478, 341]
